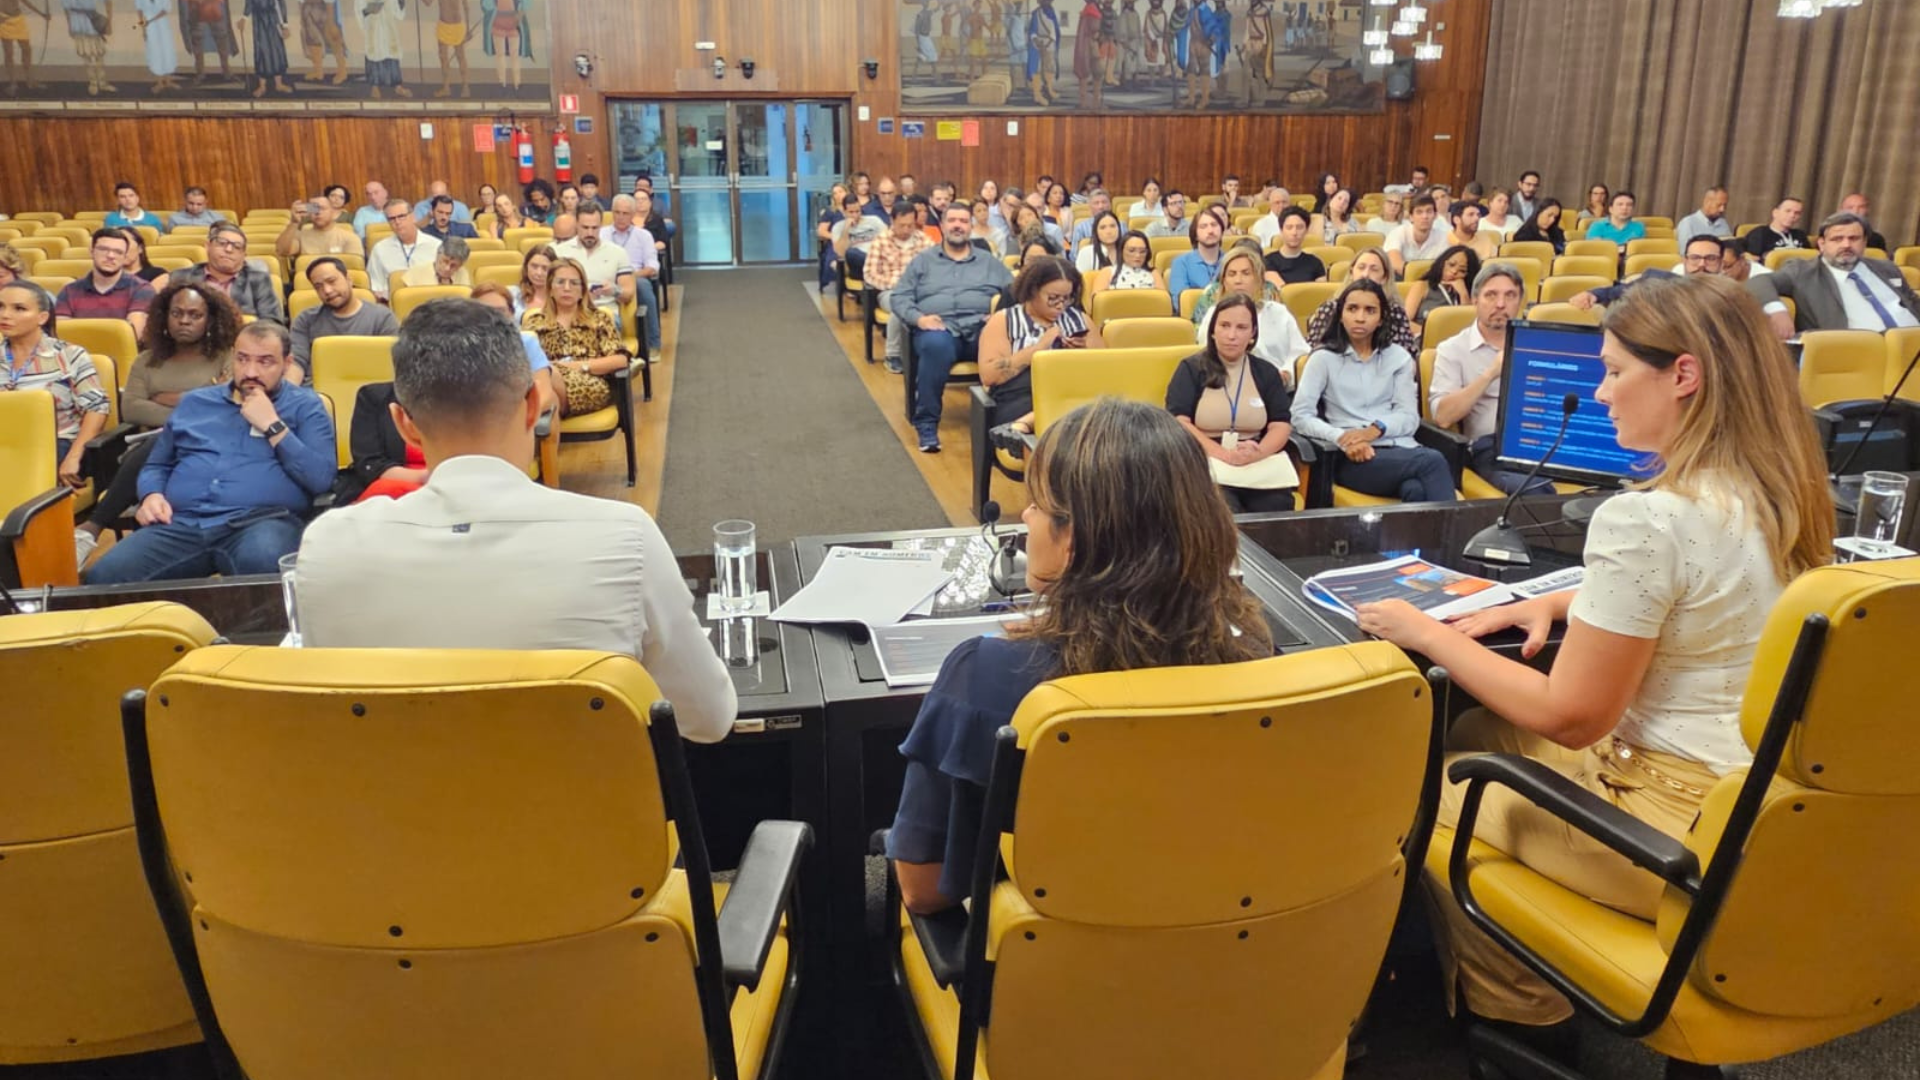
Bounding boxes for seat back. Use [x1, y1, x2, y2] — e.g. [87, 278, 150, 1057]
[0, 390, 57, 514]
[1657, 561, 1920, 1025]
[1886, 327, 1920, 400]
[1625, 253, 1675, 278]
[1765, 248, 1818, 272]
[1403, 258, 1432, 283]
[984, 645, 1430, 1080]
[1499, 240, 1556, 265]
[1893, 246, 1920, 270]
[33, 258, 95, 280]
[1338, 231, 1385, 254]
[1179, 287, 1204, 320]
[1030, 345, 1190, 433]
[465, 250, 523, 272]
[137, 647, 716, 1080]
[1281, 281, 1341, 334]
[1539, 275, 1612, 304]
[1797, 330, 1887, 407]
[57, 319, 139, 374]
[1422, 305, 1477, 350]
[1101, 316, 1197, 349]
[310, 336, 396, 469]
[475, 265, 522, 289]
[1564, 238, 1619, 260]
[1553, 255, 1617, 280]
[1524, 302, 1602, 326]
[1090, 287, 1174, 326]
[0, 603, 216, 1064]
[392, 285, 473, 321]
[1626, 238, 1678, 258]
[1148, 235, 1192, 257]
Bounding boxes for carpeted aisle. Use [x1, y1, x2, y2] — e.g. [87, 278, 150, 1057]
[652, 268, 949, 552]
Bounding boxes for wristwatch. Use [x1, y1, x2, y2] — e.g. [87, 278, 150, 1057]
[263, 420, 287, 439]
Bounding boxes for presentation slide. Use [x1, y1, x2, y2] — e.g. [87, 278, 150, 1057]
[1497, 323, 1655, 484]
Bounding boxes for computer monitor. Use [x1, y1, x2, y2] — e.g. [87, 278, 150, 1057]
[1495, 321, 1658, 487]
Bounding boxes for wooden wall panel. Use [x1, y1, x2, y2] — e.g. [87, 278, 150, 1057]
[0, 0, 1489, 216]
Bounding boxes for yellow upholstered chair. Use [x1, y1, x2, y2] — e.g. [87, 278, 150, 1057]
[1403, 258, 1433, 283]
[288, 288, 375, 319]
[1090, 288, 1175, 326]
[12, 211, 63, 226]
[1886, 327, 1920, 400]
[1152, 249, 1183, 282]
[392, 285, 472, 321]
[1032, 346, 1191, 431]
[33, 257, 94, 280]
[1179, 287, 1204, 320]
[0, 218, 40, 234]
[0, 602, 218, 1065]
[1303, 245, 1346, 270]
[125, 647, 809, 1080]
[1281, 281, 1342, 335]
[1904, 267, 1920, 293]
[364, 223, 394, 249]
[1148, 235, 1192, 258]
[57, 319, 139, 389]
[310, 336, 396, 470]
[1539, 275, 1612, 304]
[1552, 255, 1616, 280]
[1797, 330, 1889, 409]
[1435, 559, 1920, 1078]
[1624, 253, 1676, 279]
[894, 643, 1434, 1080]
[1765, 247, 1818, 272]
[836, 255, 865, 322]
[27, 275, 74, 293]
[294, 252, 365, 275]
[292, 268, 371, 292]
[11, 235, 68, 258]
[503, 226, 554, 250]
[44, 225, 93, 249]
[1892, 246, 1920, 270]
[1422, 305, 1477, 350]
[466, 236, 505, 251]
[69, 210, 110, 224]
[560, 359, 641, 487]
[169, 225, 210, 241]
[1499, 240, 1556, 265]
[0, 391, 77, 588]
[1632, 216, 1675, 231]
[1338, 231, 1385, 254]
[1127, 214, 1156, 233]
[1626, 238, 1678, 258]
[473, 212, 497, 236]
[1524, 302, 1602, 326]
[475, 265, 522, 290]
[1102, 316, 1198, 349]
[1564, 239, 1619, 260]
[149, 256, 194, 273]
[466, 250, 523, 273]
[147, 244, 207, 265]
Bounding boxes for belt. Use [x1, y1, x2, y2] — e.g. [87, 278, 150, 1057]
[1607, 738, 1707, 798]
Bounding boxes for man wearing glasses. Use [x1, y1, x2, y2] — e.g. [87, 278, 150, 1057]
[171, 221, 285, 323]
[1144, 190, 1191, 238]
[1566, 232, 1726, 311]
[366, 199, 443, 301]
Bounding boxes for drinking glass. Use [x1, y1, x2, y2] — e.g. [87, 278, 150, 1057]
[1853, 471, 1910, 555]
[713, 520, 757, 614]
[719, 616, 760, 668]
[278, 552, 303, 647]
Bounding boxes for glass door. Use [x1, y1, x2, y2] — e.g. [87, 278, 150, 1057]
[674, 103, 735, 265]
[736, 104, 792, 263]
[796, 101, 848, 252]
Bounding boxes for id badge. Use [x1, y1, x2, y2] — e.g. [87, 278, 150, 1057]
[1221, 431, 1238, 450]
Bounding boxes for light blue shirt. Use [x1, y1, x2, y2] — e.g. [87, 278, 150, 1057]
[350, 206, 386, 240]
[1167, 248, 1222, 302]
[1291, 343, 1421, 449]
[520, 330, 550, 373]
[413, 198, 473, 224]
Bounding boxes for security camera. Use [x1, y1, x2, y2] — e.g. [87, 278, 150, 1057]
[573, 53, 592, 78]
[740, 58, 755, 80]
[713, 56, 727, 80]
[862, 59, 880, 81]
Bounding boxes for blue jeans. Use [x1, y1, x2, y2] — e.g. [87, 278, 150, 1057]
[83, 511, 305, 585]
[1336, 445, 1458, 503]
[910, 328, 981, 439]
[637, 274, 663, 350]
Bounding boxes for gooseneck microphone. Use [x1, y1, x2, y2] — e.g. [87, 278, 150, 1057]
[1463, 392, 1580, 567]
[978, 500, 1029, 596]
[1828, 342, 1920, 509]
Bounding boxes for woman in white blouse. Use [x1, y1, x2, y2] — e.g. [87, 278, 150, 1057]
[1191, 242, 1311, 381]
[1086, 230, 1164, 298]
[1356, 275, 1833, 1046]
[1481, 187, 1519, 237]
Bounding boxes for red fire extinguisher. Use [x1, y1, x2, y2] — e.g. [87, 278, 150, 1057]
[552, 130, 573, 183]
[515, 127, 535, 184]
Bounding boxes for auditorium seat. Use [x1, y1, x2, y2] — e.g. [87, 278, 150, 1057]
[1552, 255, 1617, 280]
[309, 335, 397, 470]
[891, 643, 1434, 1080]
[147, 243, 208, 265]
[836, 257, 864, 322]
[465, 250, 523, 273]
[27, 275, 74, 294]
[288, 288, 376, 319]
[1798, 330, 1891, 409]
[561, 364, 641, 488]
[34, 257, 94, 280]
[1436, 558, 1920, 1078]
[1100, 316, 1194, 349]
[1152, 250, 1183, 282]
[58, 319, 139, 390]
[43, 225, 93, 250]
[392, 285, 472, 321]
[1539, 275, 1612, 304]
[1625, 238, 1678, 258]
[1887, 327, 1920, 400]
[1523, 301, 1602, 326]
[1178, 287, 1204, 320]
[1304, 245, 1347, 269]
[1421, 305, 1477, 351]
[1499, 240, 1556, 265]
[1338, 232, 1386, 255]
[124, 647, 809, 1080]
[1624, 253, 1676, 278]
[1894, 246, 1920, 270]
[1564, 239, 1618, 261]
[0, 602, 218, 1065]
[1280, 282, 1341, 335]
[0, 390, 78, 588]
[1090, 288, 1174, 326]
[1766, 247, 1819, 272]
[1403, 258, 1433, 283]
[1149, 237, 1194, 260]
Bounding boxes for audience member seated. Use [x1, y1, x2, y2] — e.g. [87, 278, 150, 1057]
[549, 213, 577, 243]
[1837, 192, 1888, 252]
[1217, 174, 1253, 211]
[0, 245, 25, 288]
[1512, 170, 1542, 222]
[1087, 229, 1163, 298]
[1446, 201, 1501, 262]
[167, 185, 223, 230]
[291, 299, 736, 738]
[1292, 278, 1455, 503]
[1, 281, 109, 491]
[1066, 188, 1112, 251]
[104, 181, 170, 234]
[1749, 211, 1920, 339]
[1355, 274, 1832, 1060]
[489, 192, 526, 238]
[420, 195, 480, 241]
[577, 173, 611, 212]
[1167, 209, 1225, 303]
[1131, 177, 1164, 220]
[74, 282, 242, 568]
[525, 257, 629, 417]
[552, 207, 633, 319]
[1405, 244, 1481, 335]
[1480, 188, 1519, 237]
[1429, 185, 1455, 223]
[1428, 263, 1552, 495]
[1511, 198, 1567, 254]
[1005, 203, 1062, 255]
[1675, 185, 1732, 247]
[886, 396, 1270, 911]
[1042, 183, 1074, 236]
[53, 228, 156, 336]
[1311, 187, 1362, 245]
[831, 191, 886, 280]
[513, 244, 556, 320]
[1260, 207, 1326, 287]
[977, 255, 1102, 428]
[1387, 194, 1451, 276]
[1576, 183, 1610, 224]
[350, 180, 390, 239]
[399, 236, 472, 289]
[275, 196, 363, 257]
[1195, 243, 1311, 374]
[469, 282, 555, 416]
[1384, 165, 1429, 197]
[1168, 293, 1297, 513]
[84, 321, 333, 584]
[1570, 233, 1726, 310]
[1741, 196, 1809, 261]
[1584, 190, 1646, 247]
[521, 179, 556, 225]
[290, 257, 399, 384]
[1366, 191, 1407, 236]
[1305, 247, 1419, 353]
[114, 228, 165, 285]
[1144, 189, 1191, 238]
[1073, 209, 1123, 273]
[607, 196, 663, 353]
[557, 183, 583, 218]
[634, 187, 673, 247]
[171, 222, 284, 322]
[867, 204, 937, 374]
[410, 180, 470, 223]
[893, 203, 1013, 453]
[1247, 185, 1293, 247]
[366, 199, 441, 300]
[1717, 236, 1766, 284]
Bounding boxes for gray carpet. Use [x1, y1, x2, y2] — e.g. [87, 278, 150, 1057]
[652, 268, 949, 553]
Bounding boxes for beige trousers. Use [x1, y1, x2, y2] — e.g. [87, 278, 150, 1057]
[1424, 708, 1718, 1025]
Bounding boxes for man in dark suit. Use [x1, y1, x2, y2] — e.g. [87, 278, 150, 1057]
[1749, 212, 1920, 340]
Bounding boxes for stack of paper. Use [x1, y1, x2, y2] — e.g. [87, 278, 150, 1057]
[770, 547, 958, 627]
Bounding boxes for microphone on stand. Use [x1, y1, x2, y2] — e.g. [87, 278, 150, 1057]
[978, 500, 1029, 596]
[1828, 342, 1920, 513]
[1463, 392, 1580, 568]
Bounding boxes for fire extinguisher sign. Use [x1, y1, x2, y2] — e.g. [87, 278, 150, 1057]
[559, 94, 580, 114]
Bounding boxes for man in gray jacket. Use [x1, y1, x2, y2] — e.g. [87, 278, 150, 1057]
[169, 221, 285, 323]
[891, 204, 1014, 453]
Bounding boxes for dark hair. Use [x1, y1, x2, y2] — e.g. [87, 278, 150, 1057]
[1162, 188, 1185, 204]
[90, 227, 130, 251]
[184, 185, 209, 198]
[1684, 233, 1726, 256]
[114, 181, 137, 195]
[1018, 230, 1060, 262]
[579, 173, 600, 187]
[1519, 170, 1541, 183]
[1085, 210, 1124, 267]
[1010, 397, 1271, 674]
[1223, 173, 1240, 185]
[1411, 165, 1430, 176]
[1187, 208, 1222, 245]
[392, 298, 534, 428]
[142, 279, 242, 362]
[1140, 175, 1162, 190]
[430, 194, 454, 209]
[1717, 237, 1744, 257]
[208, 221, 246, 247]
[1449, 200, 1482, 223]
[1199, 292, 1261, 387]
[524, 178, 555, 202]
[1817, 211, 1870, 238]
[841, 192, 863, 210]
[1320, 279, 1395, 353]
[1409, 194, 1437, 214]
[519, 243, 559, 294]
[558, 183, 581, 199]
[1045, 184, 1069, 208]
[1424, 245, 1482, 288]
[1610, 189, 1636, 207]
[1118, 228, 1152, 266]
[236, 319, 292, 357]
[1277, 205, 1310, 229]
[1325, 188, 1357, 221]
[323, 183, 350, 204]
[117, 227, 149, 269]
[1461, 181, 1485, 201]
[304, 256, 348, 284]
[891, 202, 918, 222]
[1312, 172, 1340, 213]
[2, 280, 58, 336]
[1013, 254, 1081, 307]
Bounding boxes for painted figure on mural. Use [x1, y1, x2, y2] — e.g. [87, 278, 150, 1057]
[181, 0, 238, 84]
[964, 0, 988, 79]
[936, 0, 958, 77]
[60, 0, 113, 94]
[0, 0, 49, 92]
[910, 0, 935, 77]
[1025, 0, 1058, 106]
[1167, 0, 1188, 81]
[479, 0, 532, 90]
[1070, 0, 1097, 102]
[238, 0, 292, 97]
[422, 0, 469, 98]
[1141, 0, 1164, 76]
[1002, 0, 1024, 83]
[1115, 0, 1140, 85]
[134, 0, 180, 90]
[1093, 0, 1116, 101]
[1240, 0, 1272, 106]
[358, 0, 409, 98]
[298, 0, 348, 84]
[1189, 0, 1225, 109]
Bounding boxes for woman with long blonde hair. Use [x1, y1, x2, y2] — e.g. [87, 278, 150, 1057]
[1357, 274, 1832, 1057]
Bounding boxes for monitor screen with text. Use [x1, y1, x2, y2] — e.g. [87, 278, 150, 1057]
[1495, 322, 1656, 486]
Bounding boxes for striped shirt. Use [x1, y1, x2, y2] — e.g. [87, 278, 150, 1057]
[3, 335, 110, 439]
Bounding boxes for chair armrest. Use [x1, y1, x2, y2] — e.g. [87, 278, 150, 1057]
[1416, 420, 1471, 487]
[82, 422, 135, 489]
[717, 819, 814, 992]
[535, 407, 554, 440]
[907, 904, 972, 990]
[1447, 754, 1700, 888]
[1811, 407, 1842, 453]
[988, 423, 1031, 458]
[1, 486, 78, 588]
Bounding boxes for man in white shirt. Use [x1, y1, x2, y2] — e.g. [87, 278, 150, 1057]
[293, 299, 737, 743]
[1247, 186, 1295, 247]
[1428, 262, 1550, 495]
[1386, 194, 1450, 275]
[366, 199, 441, 300]
[607, 195, 663, 353]
[553, 205, 637, 320]
[1750, 212, 1920, 339]
[1674, 186, 1732, 248]
[1383, 166, 1429, 197]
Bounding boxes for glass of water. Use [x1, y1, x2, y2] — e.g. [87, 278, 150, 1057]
[713, 520, 757, 614]
[1853, 471, 1910, 555]
[278, 552, 303, 647]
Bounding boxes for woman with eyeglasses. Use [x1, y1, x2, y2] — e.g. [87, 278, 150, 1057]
[1366, 193, 1407, 234]
[524, 257, 629, 417]
[977, 255, 1104, 431]
[1086, 229, 1164, 299]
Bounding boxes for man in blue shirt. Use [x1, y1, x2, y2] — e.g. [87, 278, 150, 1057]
[892, 204, 1014, 453]
[352, 180, 392, 239]
[421, 195, 480, 241]
[103, 181, 170, 235]
[1167, 210, 1224, 305]
[84, 322, 336, 584]
[411, 180, 472, 223]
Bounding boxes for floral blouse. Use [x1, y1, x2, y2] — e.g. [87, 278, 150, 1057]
[4, 335, 109, 440]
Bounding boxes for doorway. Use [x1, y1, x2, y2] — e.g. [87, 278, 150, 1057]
[609, 99, 849, 267]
